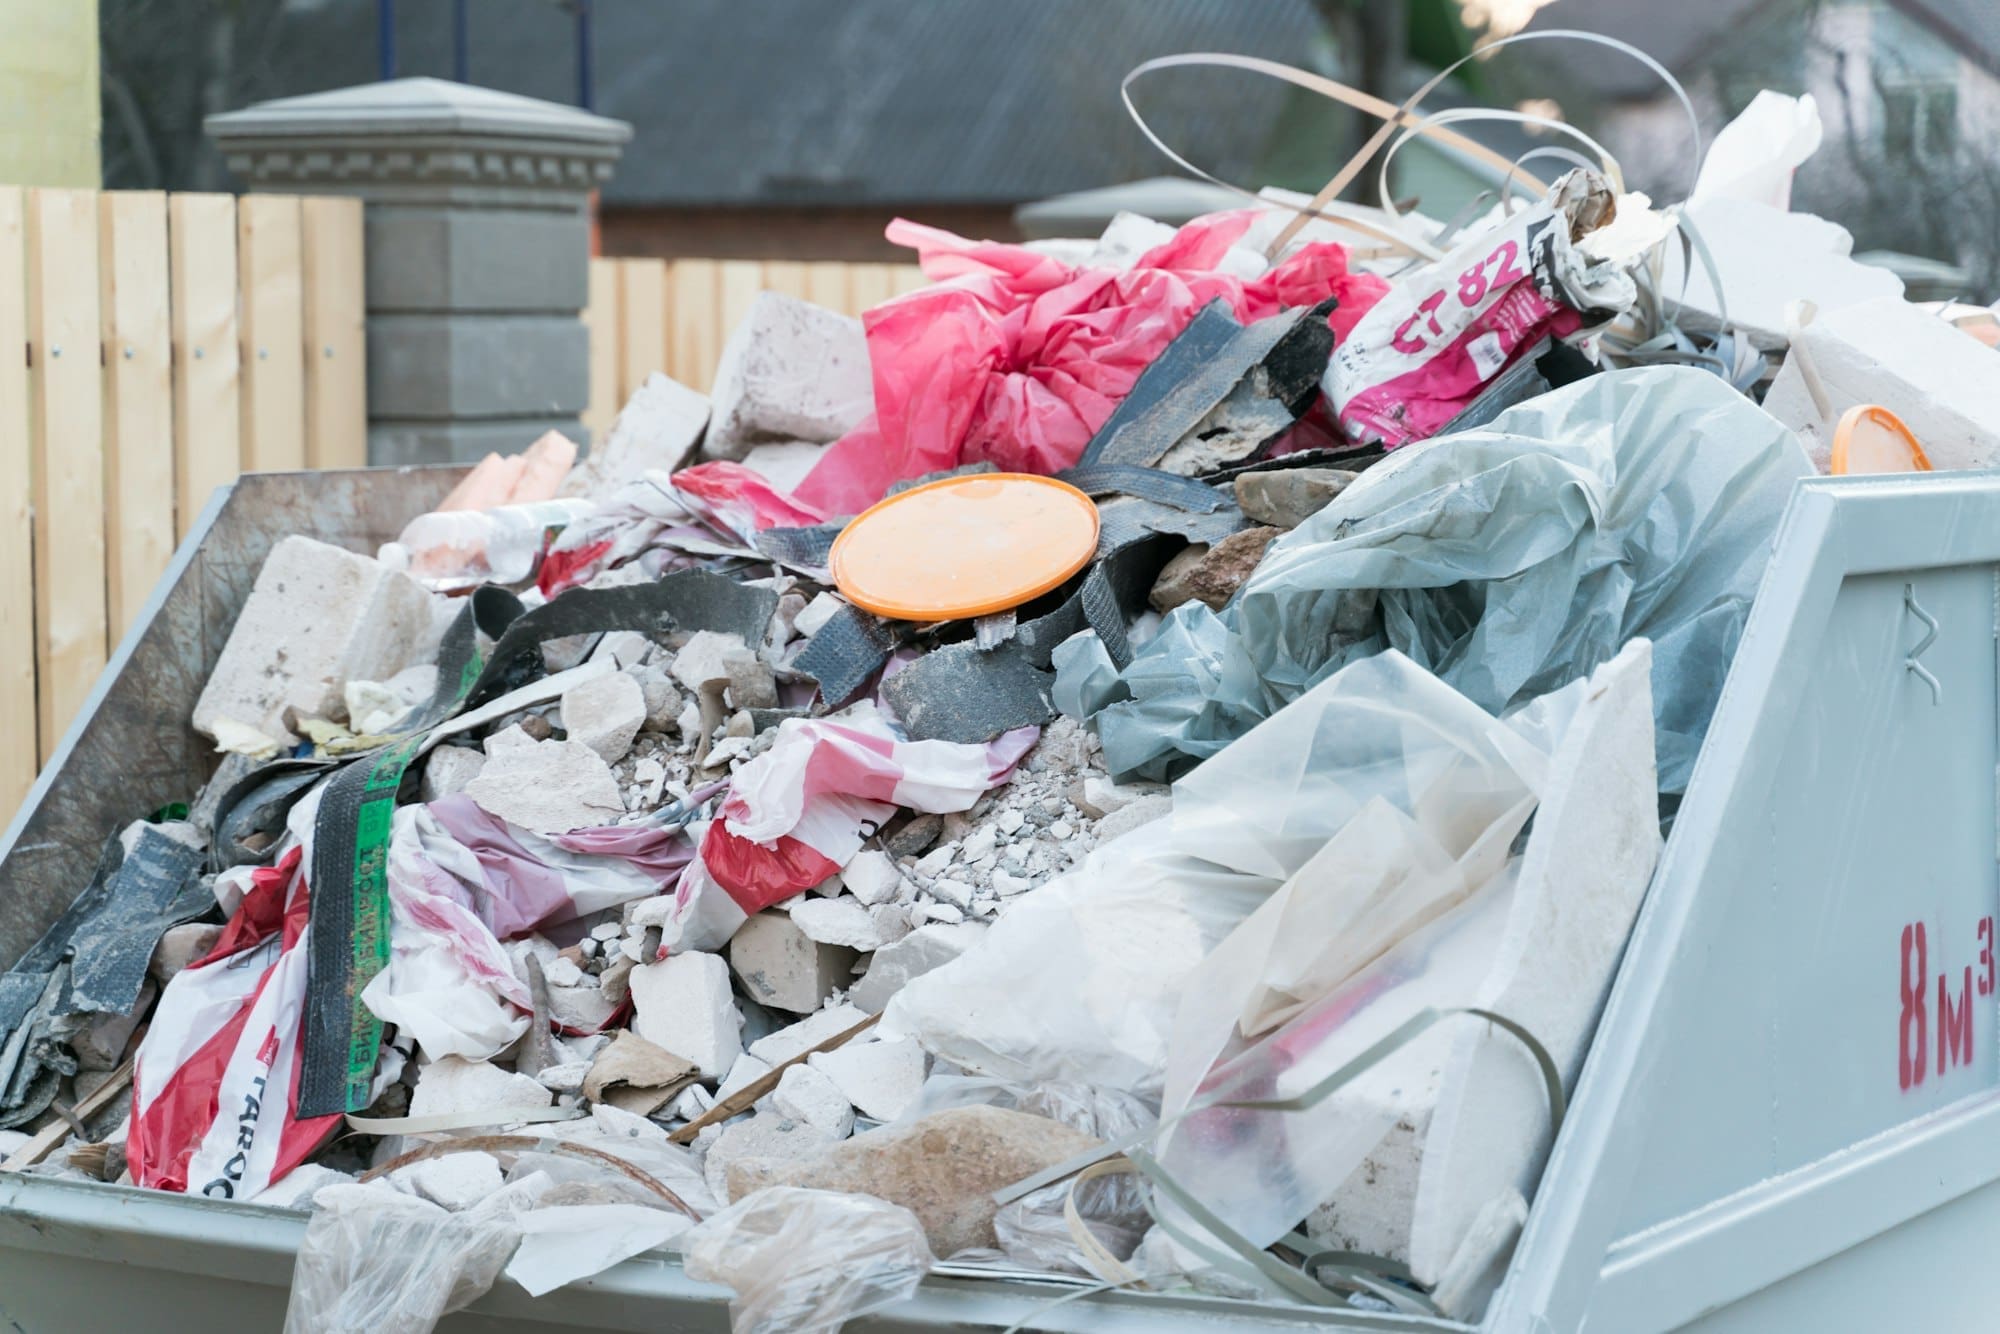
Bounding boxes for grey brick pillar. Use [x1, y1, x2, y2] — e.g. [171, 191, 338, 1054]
[207, 79, 631, 465]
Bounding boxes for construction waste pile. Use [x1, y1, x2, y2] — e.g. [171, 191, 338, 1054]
[4, 54, 1994, 1333]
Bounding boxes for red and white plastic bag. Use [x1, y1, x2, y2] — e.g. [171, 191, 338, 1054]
[1326, 170, 1641, 448]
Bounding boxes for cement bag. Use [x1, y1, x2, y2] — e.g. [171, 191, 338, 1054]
[1059, 365, 1812, 789]
[884, 651, 1558, 1098]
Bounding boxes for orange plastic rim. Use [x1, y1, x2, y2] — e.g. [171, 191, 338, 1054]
[830, 473, 1100, 621]
[1830, 404, 1932, 476]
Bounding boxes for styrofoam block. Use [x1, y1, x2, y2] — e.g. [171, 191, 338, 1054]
[193, 535, 438, 745]
[1763, 295, 2000, 473]
[631, 952, 743, 1078]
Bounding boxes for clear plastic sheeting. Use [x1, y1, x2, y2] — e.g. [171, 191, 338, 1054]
[283, 1176, 549, 1334]
[680, 1187, 935, 1334]
[1057, 366, 1812, 791]
[888, 651, 1565, 1098]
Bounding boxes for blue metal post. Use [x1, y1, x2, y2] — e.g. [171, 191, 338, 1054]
[575, 0, 595, 111]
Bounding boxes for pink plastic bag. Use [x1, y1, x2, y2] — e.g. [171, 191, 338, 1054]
[794, 213, 1389, 514]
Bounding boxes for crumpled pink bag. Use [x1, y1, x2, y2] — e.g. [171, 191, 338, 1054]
[793, 212, 1391, 515]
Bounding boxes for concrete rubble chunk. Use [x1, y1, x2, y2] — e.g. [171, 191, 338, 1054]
[249, 1163, 354, 1210]
[637, 668, 683, 733]
[770, 1063, 856, 1139]
[567, 372, 710, 498]
[705, 291, 873, 460]
[794, 593, 845, 640]
[1763, 294, 2000, 473]
[630, 952, 743, 1078]
[399, 1150, 505, 1211]
[850, 924, 984, 1014]
[1235, 468, 1359, 529]
[747, 1002, 868, 1068]
[702, 1112, 838, 1206]
[420, 745, 487, 803]
[716, 1053, 773, 1102]
[842, 850, 906, 907]
[409, 1056, 554, 1119]
[788, 895, 904, 951]
[560, 671, 647, 764]
[726, 1105, 1102, 1256]
[193, 535, 439, 746]
[149, 923, 223, 986]
[464, 728, 624, 834]
[671, 630, 752, 690]
[809, 1037, 927, 1123]
[1149, 526, 1283, 613]
[728, 911, 858, 1014]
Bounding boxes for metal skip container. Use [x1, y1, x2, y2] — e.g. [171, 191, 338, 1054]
[5, 468, 2000, 1331]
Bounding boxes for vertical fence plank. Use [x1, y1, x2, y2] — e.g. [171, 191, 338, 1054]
[238, 195, 306, 473]
[0, 189, 35, 812]
[848, 263, 897, 313]
[717, 259, 763, 366]
[169, 193, 241, 539]
[891, 264, 929, 295]
[99, 190, 175, 641]
[668, 259, 720, 391]
[300, 196, 366, 470]
[25, 188, 106, 762]
[581, 257, 620, 438]
[616, 257, 667, 405]
[804, 262, 853, 314]
[759, 260, 810, 301]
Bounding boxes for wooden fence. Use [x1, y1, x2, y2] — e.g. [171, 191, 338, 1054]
[582, 256, 925, 437]
[0, 186, 367, 816]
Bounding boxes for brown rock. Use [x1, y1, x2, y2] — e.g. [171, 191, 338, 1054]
[1234, 468, 1358, 529]
[724, 1104, 1101, 1257]
[1149, 526, 1283, 612]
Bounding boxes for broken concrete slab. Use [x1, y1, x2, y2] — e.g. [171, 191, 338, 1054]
[193, 535, 439, 746]
[726, 1105, 1101, 1256]
[566, 372, 710, 498]
[789, 896, 904, 952]
[842, 850, 906, 907]
[769, 1062, 855, 1139]
[1149, 527, 1281, 613]
[809, 1036, 927, 1123]
[705, 292, 873, 460]
[464, 729, 624, 834]
[420, 745, 486, 803]
[399, 1150, 505, 1211]
[728, 911, 858, 1015]
[849, 924, 984, 1014]
[630, 951, 742, 1079]
[409, 1056, 554, 1120]
[1763, 294, 2000, 473]
[747, 1002, 868, 1068]
[560, 671, 646, 764]
[1234, 468, 1359, 529]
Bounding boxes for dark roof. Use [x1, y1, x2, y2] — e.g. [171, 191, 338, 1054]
[254, 0, 1332, 208]
[1898, 0, 2000, 78]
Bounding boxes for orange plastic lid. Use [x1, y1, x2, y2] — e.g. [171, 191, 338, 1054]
[831, 473, 1100, 621]
[1831, 404, 1932, 476]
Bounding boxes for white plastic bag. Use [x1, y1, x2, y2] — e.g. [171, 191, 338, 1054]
[1689, 90, 1822, 209]
[680, 1187, 934, 1334]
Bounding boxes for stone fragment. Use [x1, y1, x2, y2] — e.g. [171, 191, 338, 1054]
[149, 922, 223, 986]
[1096, 793, 1172, 843]
[671, 630, 752, 690]
[630, 952, 743, 1078]
[728, 911, 858, 1014]
[1071, 774, 1167, 821]
[927, 878, 974, 911]
[560, 671, 647, 764]
[193, 535, 438, 746]
[727, 1105, 1101, 1256]
[849, 924, 984, 1014]
[770, 1063, 855, 1139]
[724, 654, 778, 710]
[885, 814, 942, 857]
[464, 729, 623, 834]
[421, 745, 486, 803]
[636, 668, 683, 733]
[250, 1163, 354, 1210]
[566, 372, 710, 498]
[916, 902, 965, 926]
[747, 1003, 869, 1067]
[842, 850, 905, 907]
[956, 826, 998, 864]
[400, 1151, 504, 1211]
[535, 1061, 591, 1095]
[410, 1056, 554, 1120]
[1149, 527, 1282, 613]
[1234, 468, 1359, 529]
[702, 1112, 838, 1206]
[716, 1053, 773, 1102]
[809, 1037, 927, 1122]
[788, 896, 903, 951]
[705, 292, 873, 460]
